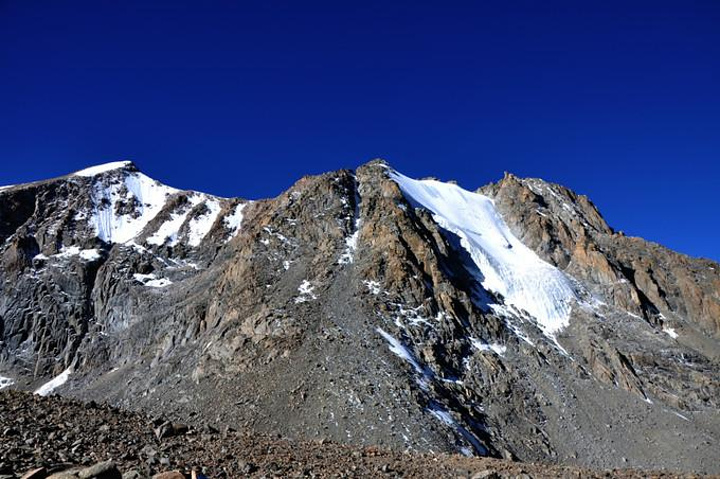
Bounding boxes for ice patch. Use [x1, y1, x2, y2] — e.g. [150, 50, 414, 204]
[0, 376, 14, 389]
[35, 367, 72, 396]
[389, 169, 578, 338]
[470, 338, 507, 356]
[73, 161, 134, 177]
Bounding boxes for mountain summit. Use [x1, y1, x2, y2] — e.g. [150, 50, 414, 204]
[1, 161, 718, 473]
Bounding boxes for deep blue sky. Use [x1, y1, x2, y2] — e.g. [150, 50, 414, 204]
[1, 1, 718, 260]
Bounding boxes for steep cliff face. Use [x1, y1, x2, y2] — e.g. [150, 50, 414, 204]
[1, 161, 718, 474]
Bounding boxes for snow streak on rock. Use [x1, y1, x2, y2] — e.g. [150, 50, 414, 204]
[224, 203, 247, 241]
[389, 169, 578, 337]
[187, 199, 222, 247]
[133, 273, 173, 288]
[35, 367, 72, 396]
[85, 168, 179, 244]
[146, 195, 204, 246]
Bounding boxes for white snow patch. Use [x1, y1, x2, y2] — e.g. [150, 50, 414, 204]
[54, 247, 102, 262]
[55, 246, 81, 258]
[0, 185, 15, 192]
[73, 161, 133, 177]
[339, 187, 362, 265]
[663, 327, 679, 339]
[428, 406, 455, 427]
[0, 376, 14, 389]
[364, 280, 381, 295]
[146, 195, 203, 246]
[672, 410, 690, 421]
[133, 273, 173, 288]
[126, 241, 149, 254]
[81, 249, 102, 261]
[389, 169, 578, 338]
[294, 280, 317, 303]
[186, 199, 222, 247]
[470, 338, 507, 356]
[35, 367, 72, 396]
[339, 221, 362, 264]
[223, 203, 247, 240]
[33, 253, 49, 261]
[427, 403, 488, 456]
[145, 278, 173, 288]
[87, 169, 179, 244]
[396, 304, 431, 326]
[376, 328, 425, 376]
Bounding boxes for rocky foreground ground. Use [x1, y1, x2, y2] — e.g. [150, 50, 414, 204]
[0, 391, 712, 479]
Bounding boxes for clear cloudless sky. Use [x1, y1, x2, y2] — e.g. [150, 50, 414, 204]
[1, 1, 718, 260]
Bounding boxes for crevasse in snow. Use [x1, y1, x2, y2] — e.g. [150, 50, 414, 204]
[389, 169, 578, 336]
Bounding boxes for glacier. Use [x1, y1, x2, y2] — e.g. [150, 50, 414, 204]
[389, 169, 579, 337]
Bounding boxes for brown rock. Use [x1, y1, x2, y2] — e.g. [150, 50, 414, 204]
[151, 472, 185, 479]
[21, 469, 47, 479]
[77, 461, 121, 479]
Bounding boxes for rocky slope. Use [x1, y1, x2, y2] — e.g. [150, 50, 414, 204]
[7, 390, 706, 479]
[0, 160, 718, 475]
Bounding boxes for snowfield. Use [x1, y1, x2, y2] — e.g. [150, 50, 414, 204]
[86, 166, 179, 244]
[389, 169, 579, 337]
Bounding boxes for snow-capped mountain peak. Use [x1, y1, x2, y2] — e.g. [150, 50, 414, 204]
[1, 161, 249, 254]
[72, 160, 137, 177]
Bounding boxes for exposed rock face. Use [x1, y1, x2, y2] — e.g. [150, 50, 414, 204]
[481, 173, 720, 339]
[0, 160, 718, 474]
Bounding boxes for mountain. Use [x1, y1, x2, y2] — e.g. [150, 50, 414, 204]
[0, 160, 718, 474]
